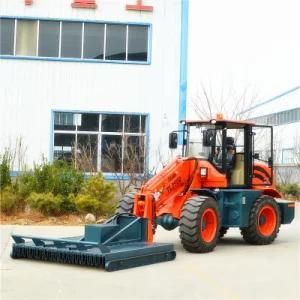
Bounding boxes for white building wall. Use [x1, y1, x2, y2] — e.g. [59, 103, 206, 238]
[0, 0, 182, 170]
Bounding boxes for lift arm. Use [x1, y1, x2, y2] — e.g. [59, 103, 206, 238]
[133, 157, 199, 241]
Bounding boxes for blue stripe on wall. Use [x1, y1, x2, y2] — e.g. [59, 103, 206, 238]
[178, 0, 189, 144]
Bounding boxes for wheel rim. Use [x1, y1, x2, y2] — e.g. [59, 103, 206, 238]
[257, 205, 277, 236]
[200, 208, 218, 243]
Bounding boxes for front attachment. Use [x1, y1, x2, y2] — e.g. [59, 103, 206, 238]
[11, 215, 176, 272]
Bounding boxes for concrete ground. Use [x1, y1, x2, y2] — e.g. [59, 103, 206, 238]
[1, 204, 299, 300]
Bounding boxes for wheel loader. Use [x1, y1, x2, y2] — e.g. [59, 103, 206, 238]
[11, 116, 295, 271]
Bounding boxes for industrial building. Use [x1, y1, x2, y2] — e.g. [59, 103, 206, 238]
[248, 87, 300, 183]
[1, 0, 299, 184]
[0, 0, 188, 176]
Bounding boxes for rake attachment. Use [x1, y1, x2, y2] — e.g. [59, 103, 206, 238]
[11, 215, 176, 271]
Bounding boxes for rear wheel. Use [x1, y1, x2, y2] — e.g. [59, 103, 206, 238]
[241, 196, 281, 245]
[117, 192, 135, 214]
[179, 196, 220, 253]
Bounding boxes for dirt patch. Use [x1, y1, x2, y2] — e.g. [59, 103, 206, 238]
[0, 212, 86, 226]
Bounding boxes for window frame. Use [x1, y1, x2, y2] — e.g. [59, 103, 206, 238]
[0, 16, 152, 65]
[51, 110, 150, 177]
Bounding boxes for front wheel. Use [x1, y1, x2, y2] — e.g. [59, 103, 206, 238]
[179, 196, 220, 253]
[241, 196, 281, 245]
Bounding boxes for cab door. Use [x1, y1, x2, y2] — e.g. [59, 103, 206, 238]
[251, 125, 274, 186]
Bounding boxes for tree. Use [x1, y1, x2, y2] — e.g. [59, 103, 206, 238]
[101, 135, 151, 196]
[191, 83, 259, 120]
[74, 140, 98, 173]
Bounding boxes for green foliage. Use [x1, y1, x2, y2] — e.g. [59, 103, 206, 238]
[277, 183, 300, 196]
[16, 171, 36, 199]
[75, 174, 116, 216]
[51, 161, 83, 196]
[1, 158, 116, 217]
[17, 161, 84, 213]
[27, 192, 63, 216]
[0, 151, 12, 190]
[18, 160, 83, 195]
[0, 186, 21, 214]
[59, 194, 77, 213]
[75, 195, 100, 215]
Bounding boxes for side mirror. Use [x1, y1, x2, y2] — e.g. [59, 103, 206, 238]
[254, 153, 260, 159]
[203, 129, 215, 146]
[169, 132, 178, 149]
[268, 157, 273, 168]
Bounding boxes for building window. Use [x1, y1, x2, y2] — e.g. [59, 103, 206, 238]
[128, 25, 148, 61]
[38, 21, 60, 57]
[101, 114, 123, 132]
[61, 22, 82, 58]
[53, 112, 147, 173]
[0, 19, 15, 55]
[16, 20, 37, 56]
[105, 24, 126, 60]
[0, 17, 150, 63]
[54, 133, 75, 163]
[101, 135, 122, 172]
[83, 23, 104, 59]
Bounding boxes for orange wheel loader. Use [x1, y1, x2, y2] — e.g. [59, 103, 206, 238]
[11, 117, 295, 271]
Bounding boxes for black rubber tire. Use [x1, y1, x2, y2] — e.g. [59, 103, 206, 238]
[241, 196, 281, 245]
[219, 227, 229, 239]
[179, 196, 220, 253]
[117, 192, 135, 214]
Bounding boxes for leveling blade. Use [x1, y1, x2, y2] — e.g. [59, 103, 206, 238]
[10, 215, 176, 271]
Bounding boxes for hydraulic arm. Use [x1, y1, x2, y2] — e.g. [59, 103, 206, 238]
[133, 157, 199, 241]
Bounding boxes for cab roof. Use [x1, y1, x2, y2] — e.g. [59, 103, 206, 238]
[183, 119, 255, 129]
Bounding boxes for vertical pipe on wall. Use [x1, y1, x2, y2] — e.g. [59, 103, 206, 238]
[178, 0, 189, 144]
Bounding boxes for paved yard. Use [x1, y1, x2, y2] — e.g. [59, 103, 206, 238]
[1, 203, 299, 300]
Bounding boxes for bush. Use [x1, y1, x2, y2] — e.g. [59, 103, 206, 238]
[0, 151, 12, 190]
[75, 174, 116, 216]
[16, 171, 36, 199]
[0, 187, 21, 214]
[31, 163, 53, 193]
[278, 183, 300, 196]
[51, 161, 84, 196]
[27, 192, 63, 216]
[59, 194, 77, 213]
[17, 161, 84, 213]
[17, 161, 83, 195]
[74, 195, 100, 215]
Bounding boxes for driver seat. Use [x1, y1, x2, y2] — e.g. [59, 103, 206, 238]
[231, 153, 245, 185]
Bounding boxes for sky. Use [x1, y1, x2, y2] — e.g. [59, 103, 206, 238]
[187, 0, 300, 117]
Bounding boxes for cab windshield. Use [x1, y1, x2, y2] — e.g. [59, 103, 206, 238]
[186, 124, 214, 158]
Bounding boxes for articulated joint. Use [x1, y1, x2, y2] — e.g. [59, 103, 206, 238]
[156, 214, 179, 231]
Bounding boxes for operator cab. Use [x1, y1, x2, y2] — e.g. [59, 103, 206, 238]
[169, 116, 274, 188]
